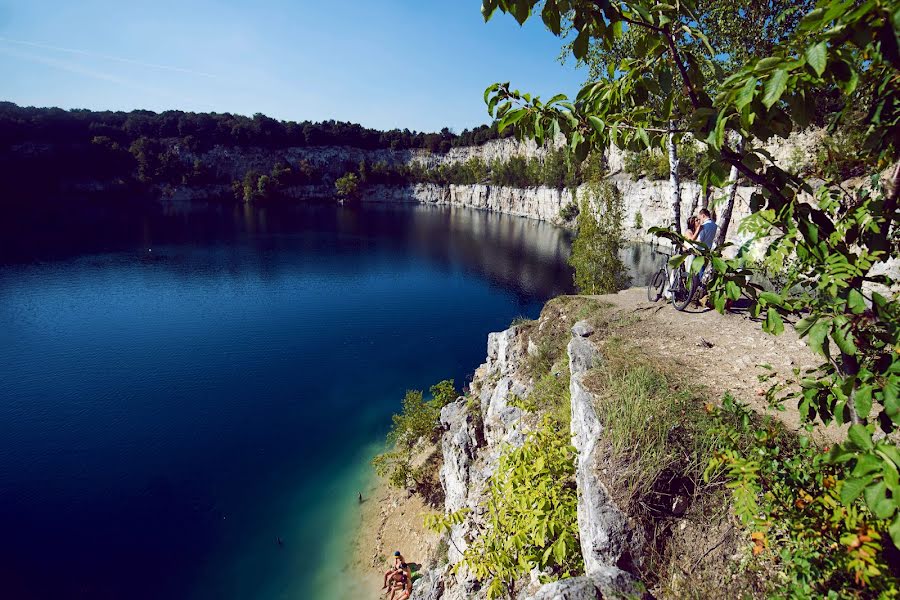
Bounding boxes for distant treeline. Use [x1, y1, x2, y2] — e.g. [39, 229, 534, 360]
[0, 102, 512, 152]
[0, 101, 520, 200]
[233, 150, 607, 202]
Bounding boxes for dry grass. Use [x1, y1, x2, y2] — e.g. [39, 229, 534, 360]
[582, 337, 768, 598]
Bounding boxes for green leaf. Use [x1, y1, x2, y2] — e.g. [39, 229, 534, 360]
[725, 280, 741, 300]
[847, 289, 866, 314]
[762, 69, 788, 109]
[831, 319, 857, 355]
[795, 316, 816, 337]
[864, 480, 896, 519]
[890, 513, 900, 548]
[668, 254, 687, 269]
[841, 475, 874, 504]
[805, 42, 827, 76]
[852, 453, 882, 477]
[764, 308, 784, 335]
[735, 77, 757, 111]
[498, 108, 527, 132]
[854, 384, 873, 419]
[713, 113, 727, 149]
[587, 116, 605, 134]
[759, 291, 784, 307]
[756, 56, 784, 71]
[573, 31, 589, 60]
[848, 424, 874, 451]
[546, 93, 567, 105]
[807, 321, 830, 355]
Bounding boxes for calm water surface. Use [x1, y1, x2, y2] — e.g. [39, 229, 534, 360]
[0, 201, 655, 599]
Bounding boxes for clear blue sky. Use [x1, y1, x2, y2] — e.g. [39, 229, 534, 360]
[0, 0, 584, 132]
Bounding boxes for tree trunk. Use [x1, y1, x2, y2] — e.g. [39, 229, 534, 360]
[700, 183, 711, 210]
[668, 121, 682, 233]
[714, 135, 745, 248]
[687, 188, 700, 220]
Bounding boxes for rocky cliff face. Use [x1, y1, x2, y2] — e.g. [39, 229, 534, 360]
[164, 128, 824, 251]
[358, 177, 759, 248]
[414, 306, 645, 600]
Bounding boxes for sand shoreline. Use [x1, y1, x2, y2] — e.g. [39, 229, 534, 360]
[346, 453, 443, 598]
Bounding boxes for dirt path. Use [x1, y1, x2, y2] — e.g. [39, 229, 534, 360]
[589, 287, 845, 444]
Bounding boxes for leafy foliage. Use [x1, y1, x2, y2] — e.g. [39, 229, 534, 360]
[482, 0, 900, 549]
[568, 179, 630, 294]
[623, 139, 705, 181]
[334, 172, 361, 201]
[373, 381, 459, 489]
[558, 202, 579, 222]
[707, 397, 900, 598]
[426, 417, 582, 599]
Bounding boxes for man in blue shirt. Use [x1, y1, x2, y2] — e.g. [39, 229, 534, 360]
[696, 208, 718, 249]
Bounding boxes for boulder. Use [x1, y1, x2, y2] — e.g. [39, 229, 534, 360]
[571, 320, 594, 338]
[412, 567, 445, 600]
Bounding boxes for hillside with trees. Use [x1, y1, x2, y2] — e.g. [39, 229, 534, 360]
[0, 102, 515, 200]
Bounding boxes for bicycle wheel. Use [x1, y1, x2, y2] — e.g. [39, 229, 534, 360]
[647, 268, 666, 302]
[671, 267, 697, 311]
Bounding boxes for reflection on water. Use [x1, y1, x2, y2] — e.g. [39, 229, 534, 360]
[0, 200, 655, 600]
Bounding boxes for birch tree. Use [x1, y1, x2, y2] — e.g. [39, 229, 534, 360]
[667, 121, 682, 232]
[714, 135, 745, 247]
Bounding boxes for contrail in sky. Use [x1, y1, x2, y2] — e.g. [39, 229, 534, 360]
[0, 46, 216, 109]
[0, 36, 217, 79]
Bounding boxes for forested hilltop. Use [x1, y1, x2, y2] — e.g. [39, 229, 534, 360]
[0, 101, 514, 199]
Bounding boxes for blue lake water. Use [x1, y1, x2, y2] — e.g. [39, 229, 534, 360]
[0, 202, 655, 599]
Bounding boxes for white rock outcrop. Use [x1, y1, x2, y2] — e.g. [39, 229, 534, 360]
[567, 329, 642, 582]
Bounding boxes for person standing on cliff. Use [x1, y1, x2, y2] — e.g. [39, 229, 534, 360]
[696, 208, 717, 250]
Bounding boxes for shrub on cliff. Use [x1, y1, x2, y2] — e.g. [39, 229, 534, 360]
[334, 171, 360, 201]
[373, 380, 458, 490]
[567, 180, 630, 294]
[426, 417, 582, 599]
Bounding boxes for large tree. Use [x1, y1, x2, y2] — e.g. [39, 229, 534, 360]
[482, 0, 899, 552]
[562, 0, 817, 235]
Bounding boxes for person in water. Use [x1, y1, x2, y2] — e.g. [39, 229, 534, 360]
[382, 552, 405, 590]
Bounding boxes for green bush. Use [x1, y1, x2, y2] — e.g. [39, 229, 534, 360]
[427, 417, 582, 599]
[568, 181, 630, 294]
[373, 380, 459, 489]
[707, 397, 900, 599]
[623, 141, 703, 181]
[558, 203, 579, 221]
[623, 149, 669, 180]
[335, 171, 361, 200]
[633, 211, 643, 230]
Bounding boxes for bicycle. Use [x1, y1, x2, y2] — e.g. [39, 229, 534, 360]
[646, 248, 701, 311]
[646, 249, 671, 302]
[669, 260, 702, 311]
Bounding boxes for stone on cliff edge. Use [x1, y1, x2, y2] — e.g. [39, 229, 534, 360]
[568, 336, 598, 375]
[520, 576, 600, 600]
[486, 327, 520, 376]
[567, 334, 643, 582]
[440, 400, 476, 513]
[571, 320, 594, 338]
[481, 375, 528, 448]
